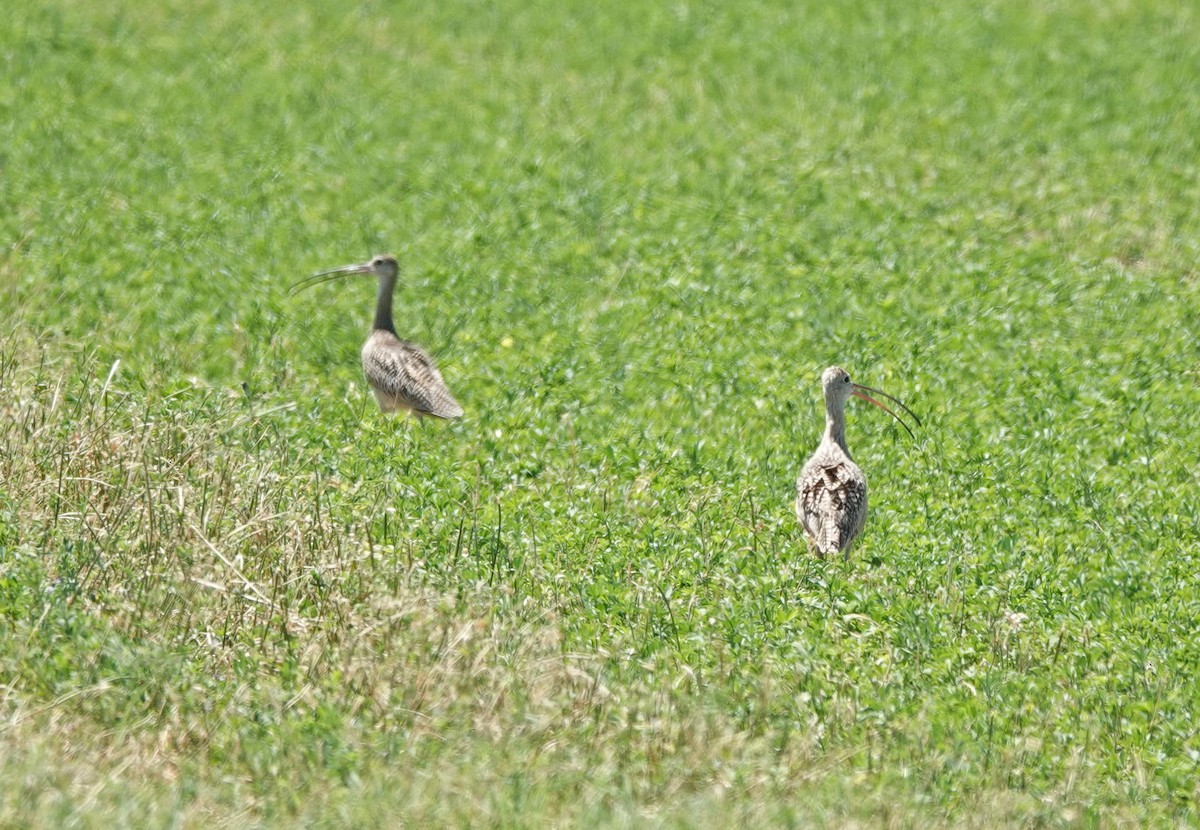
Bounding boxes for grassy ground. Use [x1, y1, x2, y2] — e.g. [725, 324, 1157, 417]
[3, 0, 1200, 825]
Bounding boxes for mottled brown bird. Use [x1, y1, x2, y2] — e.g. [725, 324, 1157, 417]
[796, 366, 918, 557]
[290, 254, 463, 419]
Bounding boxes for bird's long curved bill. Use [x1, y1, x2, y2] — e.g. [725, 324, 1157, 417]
[851, 383, 920, 440]
[287, 262, 371, 295]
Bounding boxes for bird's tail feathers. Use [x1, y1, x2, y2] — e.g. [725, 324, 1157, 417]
[816, 525, 842, 557]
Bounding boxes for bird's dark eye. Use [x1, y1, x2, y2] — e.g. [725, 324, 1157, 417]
[843, 375, 850, 383]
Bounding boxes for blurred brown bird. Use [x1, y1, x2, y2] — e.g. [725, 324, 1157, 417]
[796, 366, 918, 556]
[291, 254, 463, 419]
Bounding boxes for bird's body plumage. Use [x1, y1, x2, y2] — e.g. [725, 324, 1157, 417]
[362, 329, 463, 419]
[796, 438, 867, 556]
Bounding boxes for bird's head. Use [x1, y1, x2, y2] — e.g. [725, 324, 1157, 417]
[821, 365, 856, 408]
[820, 365, 920, 438]
[364, 254, 399, 281]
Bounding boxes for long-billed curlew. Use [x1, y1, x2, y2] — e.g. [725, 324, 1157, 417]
[796, 366, 918, 557]
[290, 254, 464, 419]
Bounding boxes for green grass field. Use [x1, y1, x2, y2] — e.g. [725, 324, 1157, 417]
[3, 0, 1200, 825]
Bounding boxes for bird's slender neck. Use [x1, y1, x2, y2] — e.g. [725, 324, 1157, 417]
[824, 396, 850, 455]
[373, 273, 397, 334]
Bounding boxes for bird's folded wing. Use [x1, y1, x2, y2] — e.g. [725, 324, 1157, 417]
[364, 342, 463, 418]
[797, 464, 866, 553]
